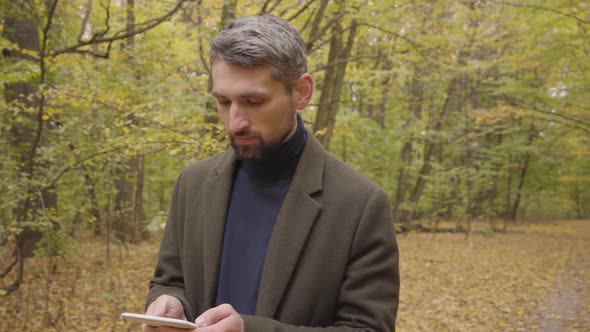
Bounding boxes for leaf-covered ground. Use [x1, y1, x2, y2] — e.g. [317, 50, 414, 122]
[396, 221, 590, 331]
[1, 221, 589, 331]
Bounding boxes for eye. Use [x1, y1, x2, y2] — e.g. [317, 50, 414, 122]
[216, 98, 231, 107]
[247, 98, 264, 106]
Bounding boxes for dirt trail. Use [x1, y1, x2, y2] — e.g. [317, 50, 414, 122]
[3, 221, 589, 331]
[535, 222, 590, 331]
[396, 220, 590, 331]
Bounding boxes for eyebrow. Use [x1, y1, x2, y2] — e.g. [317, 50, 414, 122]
[211, 91, 268, 99]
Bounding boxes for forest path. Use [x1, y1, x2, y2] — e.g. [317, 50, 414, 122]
[535, 222, 590, 331]
[396, 220, 590, 331]
[2, 221, 590, 331]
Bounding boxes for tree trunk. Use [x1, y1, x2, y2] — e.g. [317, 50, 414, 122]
[113, 0, 139, 243]
[504, 155, 513, 220]
[393, 138, 413, 222]
[126, 0, 135, 46]
[305, 0, 329, 52]
[114, 160, 136, 243]
[392, 72, 423, 222]
[463, 103, 473, 240]
[205, 0, 238, 118]
[313, 22, 341, 145]
[574, 173, 582, 219]
[113, 157, 146, 243]
[399, 74, 467, 223]
[5, 3, 44, 259]
[84, 170, 102, 236]
[511, 123, 536, 222]
[375, 61, 393, 128]
[2, 0, 59, 293]
[135, 156, 148, 241]
[313, 18, 358, 149]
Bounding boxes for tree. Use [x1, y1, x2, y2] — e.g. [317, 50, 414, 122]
[2, 0, 59, 293]
[312, 2, 357, 149]
[1, 0, 194, 293]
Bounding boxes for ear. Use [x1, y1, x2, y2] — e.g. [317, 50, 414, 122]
[293, 73, 313, 110]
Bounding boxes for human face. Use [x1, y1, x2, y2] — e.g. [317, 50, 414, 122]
[211, 61, 298, 160]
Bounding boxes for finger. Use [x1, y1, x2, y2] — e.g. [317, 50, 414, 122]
[146, 296, 169, 317]
[142, 323, 158, 332]
[146, 295, 186, 320]
[143, 323, 197, 332]
[197, 314, 243, 332]
[145, 304, 164, 317]
[142, 323, 161, 332]
[195, 303, 235, 327]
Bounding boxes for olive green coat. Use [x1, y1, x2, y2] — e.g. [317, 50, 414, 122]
[147, 132, 400, 331]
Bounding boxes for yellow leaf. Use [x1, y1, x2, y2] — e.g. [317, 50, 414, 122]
[315, 127, 328, 137]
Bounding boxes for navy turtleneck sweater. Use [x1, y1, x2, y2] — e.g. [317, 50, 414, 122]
[215, 114, 306, 315]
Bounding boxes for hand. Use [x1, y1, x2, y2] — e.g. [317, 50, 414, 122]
[143, 295, 191, 332]
[194, 303, 244, 332]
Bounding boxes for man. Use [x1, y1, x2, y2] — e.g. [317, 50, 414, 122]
[144, 14, 399, 332]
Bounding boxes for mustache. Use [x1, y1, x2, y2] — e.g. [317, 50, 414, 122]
[231, 129, 261, 139]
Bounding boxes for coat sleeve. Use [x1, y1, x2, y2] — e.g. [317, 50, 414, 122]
[243, 187, 400, 332]
[145, 172, 196, 322]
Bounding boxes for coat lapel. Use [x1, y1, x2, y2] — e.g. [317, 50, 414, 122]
[256, 133, 325, 318]
[202, 150, 237, 308]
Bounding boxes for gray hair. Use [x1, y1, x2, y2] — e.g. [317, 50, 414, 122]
[210, 14, 307, 91]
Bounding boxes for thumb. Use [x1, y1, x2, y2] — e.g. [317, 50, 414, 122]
[146, 295, 185, 320]
[195, 304, 235, 327]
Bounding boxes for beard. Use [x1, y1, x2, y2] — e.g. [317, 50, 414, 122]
[230, 111, 296, 161]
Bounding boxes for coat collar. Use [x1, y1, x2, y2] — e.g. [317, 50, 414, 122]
[212, 129, 325, 196]
[202, 130, 325, 317]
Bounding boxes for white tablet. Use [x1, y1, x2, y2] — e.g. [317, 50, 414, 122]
[121, 312, 198, 329]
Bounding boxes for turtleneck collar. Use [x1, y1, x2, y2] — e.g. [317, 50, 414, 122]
[239, 113, 306, 185]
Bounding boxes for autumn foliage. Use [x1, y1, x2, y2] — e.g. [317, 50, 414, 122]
[1, 0, 589, 330]
[0, 221, 588, 331]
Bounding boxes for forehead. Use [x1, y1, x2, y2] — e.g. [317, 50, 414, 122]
[211, 61, 283, 97]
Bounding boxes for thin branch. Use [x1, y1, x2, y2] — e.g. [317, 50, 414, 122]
[285, 0, 315, 22]
[299, 6, 316, 34]
[0, 257, 18, 278]
[47, 138, 202, 188]
[0, 280, 20, 295]
[58, 48, 110, 58]
[305, 0, 329, 51]
[361, 22, 433, 63]
[48, 145, 129, 187]
[26, 0, 59, 181]
[502, 95, 590, 129]
[278, 2, 301, 18]
[267, 0, 283, 14]
[51, 0, 192, 58]
[41, 0, 59, 62]
[196, 0, 210, 73]
[310, 55, 384, 74]
[530, 115, 590, 136]
[22, 0, 44, 33]
[98, 0, 112, 38]
[308, 36, 331, 55]
[259, 0, 274, 13]
[489, 0, 590, 25]
[179, 69, 203, 94]
[306, 11, 348, 52]
[506, 97, 590, 131]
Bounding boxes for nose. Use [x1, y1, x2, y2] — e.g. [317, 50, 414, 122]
[228, 103, 249, 135]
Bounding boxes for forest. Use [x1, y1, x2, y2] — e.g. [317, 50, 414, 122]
[1, 0, 589, 330]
